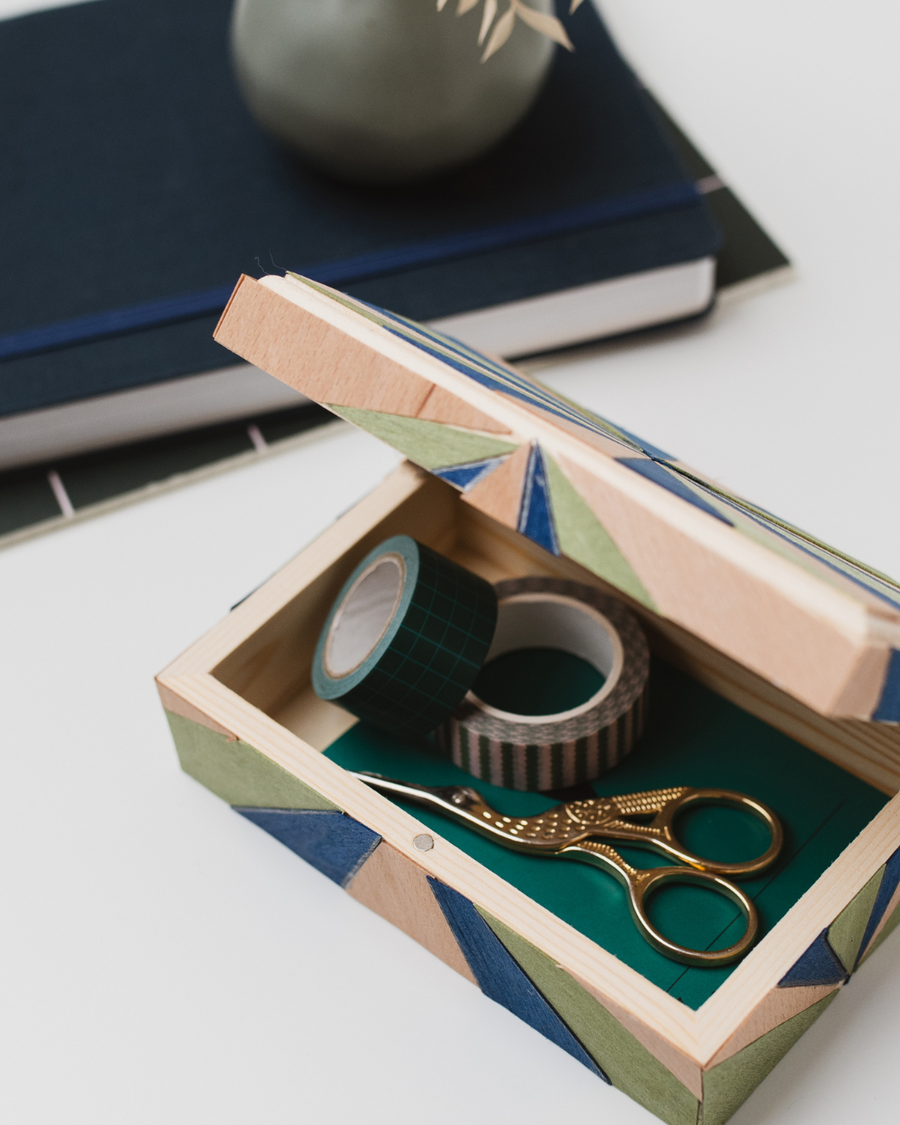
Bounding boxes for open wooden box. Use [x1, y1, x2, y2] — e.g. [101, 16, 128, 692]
[157, 274, 900, 1125]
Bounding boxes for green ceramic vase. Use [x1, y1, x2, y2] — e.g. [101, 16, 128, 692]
[230, 0, 555, 184]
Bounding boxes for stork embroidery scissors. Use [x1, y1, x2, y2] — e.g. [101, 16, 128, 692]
[351, 773, 784, 967]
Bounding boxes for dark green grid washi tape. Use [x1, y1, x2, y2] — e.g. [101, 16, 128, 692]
[312, 536, 498, 740]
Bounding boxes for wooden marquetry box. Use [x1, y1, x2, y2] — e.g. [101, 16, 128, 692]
[158, 274, 900, 1125]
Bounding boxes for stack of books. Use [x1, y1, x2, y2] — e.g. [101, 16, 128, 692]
[0, 0, 788, 546]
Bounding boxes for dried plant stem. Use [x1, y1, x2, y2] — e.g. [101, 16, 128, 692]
[436, 0, 579, 61]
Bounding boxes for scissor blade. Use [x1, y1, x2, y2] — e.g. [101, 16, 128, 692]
[351, 771, 579, 853]
[350, 770, 490, 822]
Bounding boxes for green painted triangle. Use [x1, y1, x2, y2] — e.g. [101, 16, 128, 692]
[328, 405, 518, 470]
[478, 908, 699, 1125]
[701, 991, 838, 1125]
[543, 452, 656, 609]
[828, 865, 885, 973]
[166, 711, 338, 810]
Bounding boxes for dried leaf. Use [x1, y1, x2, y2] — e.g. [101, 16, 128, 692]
[478, 0, 497, 43]
[457, 0, 480, 13]
[569, 0, 586, 11]
[481, 3, 515, 59]
[512, 0, 574, 50]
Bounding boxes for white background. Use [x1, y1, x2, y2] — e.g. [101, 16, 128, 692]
[3, 1, 900, 1122]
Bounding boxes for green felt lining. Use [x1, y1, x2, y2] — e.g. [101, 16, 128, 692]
[323, 660, 888, 1009]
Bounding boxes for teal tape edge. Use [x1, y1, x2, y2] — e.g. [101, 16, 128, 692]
[312, 536, 498, 740]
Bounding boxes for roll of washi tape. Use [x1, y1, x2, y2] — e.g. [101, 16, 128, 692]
[312, 535, 498, 740]
[435, 577, 650, 791]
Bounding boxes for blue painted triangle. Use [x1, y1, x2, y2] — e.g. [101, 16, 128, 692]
[856, 844, 900, 965]
[873, 650, 900, 722]
[517, 444, 560, 555]
[235, 808, 381, 888]
[778, 928, 848, 987]
[432, 454, 509, 492]
[617, 458, 733, 526]
[428, 877, 609, 1081]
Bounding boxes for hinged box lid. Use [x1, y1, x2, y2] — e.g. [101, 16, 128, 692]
[215, 272, 900, 723]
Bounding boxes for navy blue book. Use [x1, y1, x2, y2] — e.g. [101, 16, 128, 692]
[0, 0, 726, 468]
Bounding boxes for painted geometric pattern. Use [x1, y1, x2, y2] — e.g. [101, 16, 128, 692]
[289, 275, 900, 721]
[167, 712, 900, 1125]
[245, 800, 900, 1125]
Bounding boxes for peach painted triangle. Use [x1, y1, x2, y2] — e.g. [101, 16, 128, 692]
[416, 383, 511, 434]
[462, 441, 532, 529]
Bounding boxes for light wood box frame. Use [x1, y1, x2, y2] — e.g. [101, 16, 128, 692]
[158, 460, 900, 1125]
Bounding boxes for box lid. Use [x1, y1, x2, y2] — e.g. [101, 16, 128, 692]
[215, 272, 900, 723]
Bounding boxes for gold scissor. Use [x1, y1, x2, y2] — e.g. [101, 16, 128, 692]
[352, 772, 783, 967]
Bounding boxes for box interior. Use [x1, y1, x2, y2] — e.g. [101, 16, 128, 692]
[210, 471, 893, 1011]
[323, 662, 886, 1009]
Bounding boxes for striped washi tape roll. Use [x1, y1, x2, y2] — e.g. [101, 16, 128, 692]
[435, 577, 650, 791]
[312, 535, 498, 740]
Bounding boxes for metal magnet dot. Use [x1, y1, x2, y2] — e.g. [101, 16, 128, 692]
[414, 834, 434, 852]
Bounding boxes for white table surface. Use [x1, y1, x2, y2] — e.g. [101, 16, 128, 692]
[3, 2, 900, 1122]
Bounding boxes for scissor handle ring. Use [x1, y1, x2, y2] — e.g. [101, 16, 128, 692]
[628, 865, 759, 968]
[654, 788, 784, 878]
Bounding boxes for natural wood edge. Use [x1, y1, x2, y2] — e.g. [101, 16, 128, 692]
[222, 276, 899, 667]
[156, 679, 235, 738]
[572, 970, 704, 1099]
[694, 791, 900, 1063]
[163, 667, 704, 1059]
[703, 981, 841, 1069]
[154, 457, 900, 1072]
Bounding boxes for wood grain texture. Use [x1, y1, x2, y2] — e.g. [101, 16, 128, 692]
[157, 680, 234, 738]
[462, 440, 531, 528]
[498, 391, 639, 460]
[416, 382, 511, 433]
[700, 993, 838, 1125]
[558, 453, 888, 720]
[214, 275, 434, 416]
[695, 793, 900, 1066]
[157, 463, 900, 1096]
[704, 983, 840, 1069]
[345, 840, 478, 985]
[160, 667, 698, 1059]
[485, 914, 701, 1125]
[212, 272, 900, 721]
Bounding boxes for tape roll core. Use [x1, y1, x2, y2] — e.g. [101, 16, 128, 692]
[324, 553, 405, 678]
[472, 593, 625, 725]
[436, 577, 650, 791]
